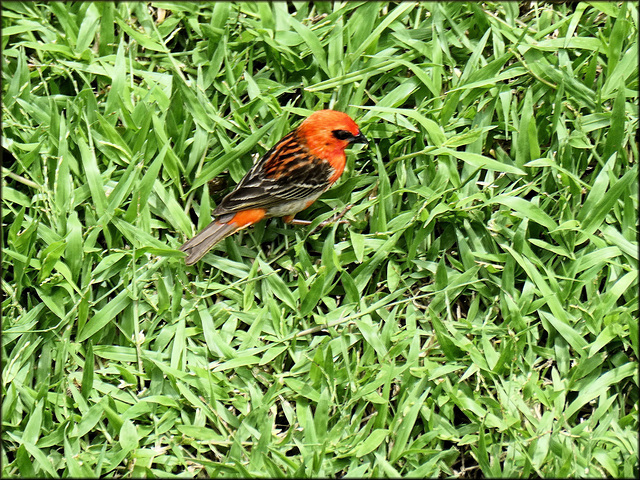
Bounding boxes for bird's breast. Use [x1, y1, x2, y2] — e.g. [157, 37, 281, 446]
[327, 154, 346, 184]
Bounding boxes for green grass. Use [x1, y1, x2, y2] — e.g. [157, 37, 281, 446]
[2, 1, 638, 477]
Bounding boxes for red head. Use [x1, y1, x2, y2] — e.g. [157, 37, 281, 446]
[295, 110, 367, 162]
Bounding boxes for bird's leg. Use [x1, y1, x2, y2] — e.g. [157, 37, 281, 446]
[287, 218, 312, 226]
[287, 204, 354, 234]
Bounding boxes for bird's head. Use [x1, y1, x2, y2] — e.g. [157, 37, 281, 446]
[296, 109, 367, 159]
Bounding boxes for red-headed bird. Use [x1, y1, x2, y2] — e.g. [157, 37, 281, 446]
[180, 109, 367, 265]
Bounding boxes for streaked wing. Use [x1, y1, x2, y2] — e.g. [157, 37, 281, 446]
[213, 132, 333, 215]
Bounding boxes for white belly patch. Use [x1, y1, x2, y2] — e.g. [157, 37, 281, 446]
[266, 191, 325, 217]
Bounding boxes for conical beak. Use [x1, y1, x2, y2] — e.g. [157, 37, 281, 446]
[351, 132, 368, 145]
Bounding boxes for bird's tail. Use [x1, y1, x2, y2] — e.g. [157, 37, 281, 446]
[180, 220, 238, 265]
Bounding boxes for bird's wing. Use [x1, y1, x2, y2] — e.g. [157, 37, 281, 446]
[213, 132, 333, 215]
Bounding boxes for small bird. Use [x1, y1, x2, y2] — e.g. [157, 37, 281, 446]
[180, 109, 367, 265]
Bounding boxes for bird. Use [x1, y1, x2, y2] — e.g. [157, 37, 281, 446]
[180, 109, 367, 265]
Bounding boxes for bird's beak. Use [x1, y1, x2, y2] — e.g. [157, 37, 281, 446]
[351, 132, 368, 145]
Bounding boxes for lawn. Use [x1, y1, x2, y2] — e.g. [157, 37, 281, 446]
[2, 1, 638, 477]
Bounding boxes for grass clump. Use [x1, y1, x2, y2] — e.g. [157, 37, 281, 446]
[2, 2, 638, 477]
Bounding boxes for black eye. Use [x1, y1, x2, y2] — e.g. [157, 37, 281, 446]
[332, 129, 353, 140]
